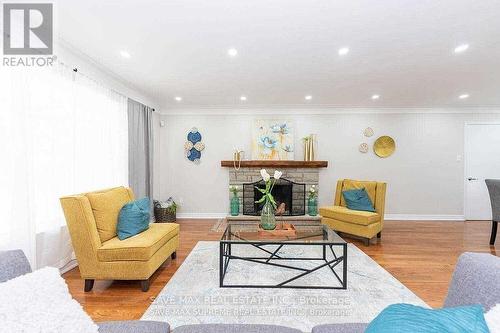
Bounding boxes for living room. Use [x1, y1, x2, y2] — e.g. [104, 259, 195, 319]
[1, 1, 499, 332]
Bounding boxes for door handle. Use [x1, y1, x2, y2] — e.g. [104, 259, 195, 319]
[467, 177, 478, 181]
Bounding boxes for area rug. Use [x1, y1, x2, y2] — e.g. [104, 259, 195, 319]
[142, 241, 427, 332]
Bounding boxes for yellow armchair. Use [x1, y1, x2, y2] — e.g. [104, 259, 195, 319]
[60, 186, 179, 292]
[320, 179, 386, 246]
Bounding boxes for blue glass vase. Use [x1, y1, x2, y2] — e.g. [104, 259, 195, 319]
[308, 197, 318, 216]
[230, 195, 239, 216]
[260, 200, 276, 230]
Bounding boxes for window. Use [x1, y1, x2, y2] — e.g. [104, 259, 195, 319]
[0, 64, 128, 269]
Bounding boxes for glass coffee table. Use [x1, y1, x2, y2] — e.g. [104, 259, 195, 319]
[219, 220, 347, 289]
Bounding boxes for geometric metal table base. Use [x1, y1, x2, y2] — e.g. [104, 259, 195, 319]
[220, 237, 347, 290]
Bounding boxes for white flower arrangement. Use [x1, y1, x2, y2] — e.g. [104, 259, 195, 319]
[255, 169, 283, 209]
[260, 169, 270, 182]
[308, 185, 318, 199]
[229, 185, 238, 196]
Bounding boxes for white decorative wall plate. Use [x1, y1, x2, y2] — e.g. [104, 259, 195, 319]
[364, 127, 374, 137]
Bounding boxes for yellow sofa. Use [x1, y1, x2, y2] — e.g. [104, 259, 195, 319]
[60, 186, 179, 292]
[320, 179, 386, 246]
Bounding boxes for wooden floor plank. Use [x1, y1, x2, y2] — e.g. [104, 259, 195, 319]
[62, 219, 497, 321]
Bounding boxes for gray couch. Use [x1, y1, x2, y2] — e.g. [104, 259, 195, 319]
[0, 250, 169, 333]
[311, 251, 500, 333]
[1, 250, 498, 333]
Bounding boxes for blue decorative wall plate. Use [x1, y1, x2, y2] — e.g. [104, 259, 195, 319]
[184, 127, 205, 164]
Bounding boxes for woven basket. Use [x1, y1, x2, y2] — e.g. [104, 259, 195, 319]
[154, 207, 176, 223]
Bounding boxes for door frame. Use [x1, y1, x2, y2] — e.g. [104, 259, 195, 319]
[463, 122, 500, 220]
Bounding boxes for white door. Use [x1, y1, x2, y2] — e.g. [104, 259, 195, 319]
[465, 123, 500, 220]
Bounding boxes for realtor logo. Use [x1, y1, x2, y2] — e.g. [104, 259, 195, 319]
[3, 3, 53, 55]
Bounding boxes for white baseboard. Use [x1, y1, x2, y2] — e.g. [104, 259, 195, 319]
[177, 213, 466, 221]
[384, 214, 465, 221]
[59, 259, 78, 274]
[176, 213, 227, 219]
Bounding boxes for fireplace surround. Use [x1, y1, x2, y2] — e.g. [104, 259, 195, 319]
[223, 161, 327, 216]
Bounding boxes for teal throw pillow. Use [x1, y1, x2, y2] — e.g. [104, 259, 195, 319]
[342, 188, 375, 212]
[365, 303, 489, 333]
[117, 197, 150, 240]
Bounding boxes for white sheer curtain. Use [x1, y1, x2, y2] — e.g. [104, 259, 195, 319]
[0, 64, 128, 270]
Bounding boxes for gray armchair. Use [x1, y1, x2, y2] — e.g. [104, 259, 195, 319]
[0, 249, 32, 282]
[485, 179, 499, 245]
[0, 250, 169, 333]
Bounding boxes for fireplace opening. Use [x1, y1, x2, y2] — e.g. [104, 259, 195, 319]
[243, 178, 305, 216]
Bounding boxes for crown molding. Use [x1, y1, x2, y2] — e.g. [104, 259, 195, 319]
[160, 106, 500, 116]
[56, 38, 159, 108]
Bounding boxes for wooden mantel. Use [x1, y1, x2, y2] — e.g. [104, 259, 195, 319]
[220, 160, 328, 168]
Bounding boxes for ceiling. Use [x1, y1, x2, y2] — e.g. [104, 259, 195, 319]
[56, 0, 500, 109]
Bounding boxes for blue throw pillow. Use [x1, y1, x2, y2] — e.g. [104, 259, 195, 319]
[365, 303, 489, 333]
[342, 188, 375, 212]
[117, 197, 150, 240]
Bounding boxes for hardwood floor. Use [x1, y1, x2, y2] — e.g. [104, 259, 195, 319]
[63, 219, 497, 322]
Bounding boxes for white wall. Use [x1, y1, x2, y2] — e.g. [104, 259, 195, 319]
[155, 109, 500, 219]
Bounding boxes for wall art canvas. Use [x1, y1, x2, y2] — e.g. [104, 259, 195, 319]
[252, 119, 294, 160]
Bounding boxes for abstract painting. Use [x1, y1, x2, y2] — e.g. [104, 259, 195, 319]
[252, 119, 294, 160]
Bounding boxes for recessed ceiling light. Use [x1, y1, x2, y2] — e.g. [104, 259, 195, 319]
[227, 48, 238, 57]
[338, 47, 349, 56]
[459, 94, 469, 99]
[371, 94, 380, 100]
[174, 96, 182, 102]
[240, 96, 247, 101]
[454, 44, 469, 53]
[305, 95, 313, 101]
[120, 50, 131, 58]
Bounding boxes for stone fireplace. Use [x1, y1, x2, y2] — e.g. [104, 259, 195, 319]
[222, 160, 328, 217]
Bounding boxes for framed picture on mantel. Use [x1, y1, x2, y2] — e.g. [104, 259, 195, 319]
[252, 119, 294, 160]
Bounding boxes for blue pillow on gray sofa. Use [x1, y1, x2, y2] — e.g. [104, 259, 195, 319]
[365, 303, 489, 333]
[117, 197, 150, 240]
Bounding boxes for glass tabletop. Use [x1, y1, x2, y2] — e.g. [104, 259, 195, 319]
[221, 221, 346, 244]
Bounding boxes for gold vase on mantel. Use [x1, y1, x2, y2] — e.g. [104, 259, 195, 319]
[303, 137, 310, 161]
[303, 134, 316, 161]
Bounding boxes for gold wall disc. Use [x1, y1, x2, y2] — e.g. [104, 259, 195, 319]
[373, 136, 396, 158]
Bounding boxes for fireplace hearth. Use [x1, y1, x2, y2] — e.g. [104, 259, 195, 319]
[243, 178, 305, 216]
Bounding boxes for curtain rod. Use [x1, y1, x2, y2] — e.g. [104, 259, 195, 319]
[72, 67, 156, 112]
[54, 61, 155, 111]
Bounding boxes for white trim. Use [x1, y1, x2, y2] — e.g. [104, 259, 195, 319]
[176, 213, 228, 219]
[160, 106, 500, 116]
[384, 214, 465, 221]
[464, 122, 500, 125]
[177, 212, 466, 221]
[56, 39, 159, 108]
[463, 122, 500, 220]
[464, 122, 469, 220]
[59, 259, 78, 274]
